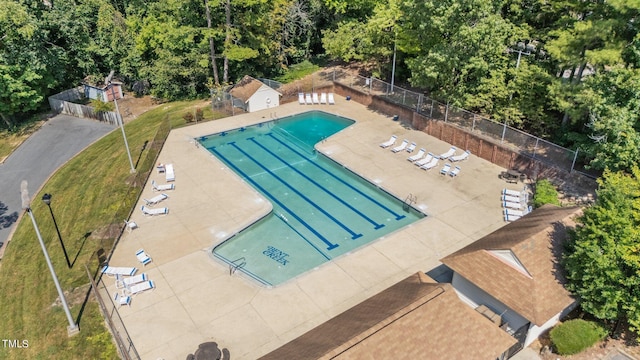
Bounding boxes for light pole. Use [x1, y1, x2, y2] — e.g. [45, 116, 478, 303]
[509, 42, 536, 69]
[41, 193, 72, 269]
[391, 37, 397, 94]
[21, 181, 79, 337]
[105, 70, 135, 173]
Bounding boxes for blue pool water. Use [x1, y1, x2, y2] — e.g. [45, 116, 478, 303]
[199, 111, 425, 286]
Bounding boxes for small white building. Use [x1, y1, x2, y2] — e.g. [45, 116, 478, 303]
[229, 75, 281, 113]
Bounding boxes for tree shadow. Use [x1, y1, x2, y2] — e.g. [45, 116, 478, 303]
[0, 201, 18, 229]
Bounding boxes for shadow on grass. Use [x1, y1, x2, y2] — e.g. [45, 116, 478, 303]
[134, 140, 149, 170]
[71, 232, 92, 268]
[75, 250, 106, 327]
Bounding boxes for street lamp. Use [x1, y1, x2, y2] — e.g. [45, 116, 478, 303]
[42, 193, 71, 269]
[21, 181, 79, 337]
[105, 70, 136, 173]
[509, 41, 536, 69]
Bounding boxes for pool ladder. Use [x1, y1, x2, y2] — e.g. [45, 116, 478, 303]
[403, 193, 417, 212]
[229, 257, 246, 276]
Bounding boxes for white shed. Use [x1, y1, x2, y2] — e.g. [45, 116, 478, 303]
[229, 75, 281, 113]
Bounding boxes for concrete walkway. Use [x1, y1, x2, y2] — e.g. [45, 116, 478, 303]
[110, 98, 523, 359]
[0, 115, 115, 252]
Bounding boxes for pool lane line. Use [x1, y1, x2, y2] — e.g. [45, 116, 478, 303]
[229, 142, 364, 240]
[209, 146, 340, 251]
[266, 133, 406, 220]
[275, 213, 330, 260]
[248, 137, 385, 230]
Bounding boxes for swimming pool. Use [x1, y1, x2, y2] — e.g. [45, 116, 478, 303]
[199, 111, 425, 286]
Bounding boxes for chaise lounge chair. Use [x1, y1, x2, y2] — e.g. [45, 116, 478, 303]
[450, 150, 471, 162]
[116, 273, 148, 289]
[312, 93, 320, 104]
[440, 163, 451, 175]
[152, 180, 174, 192]
[501, 195, 521, 203]
[405, 142, 417, 153]
[102, 266, 137, 277]
[439, 146, 457, 160]
[320, 93, 327, 104]
[114, 292, 131, 307]
[328, 93, 335, 105]
[408, 148, 426, 162]
[165, 164, 175, 182]
[136, 249, 153, 266]
[305, 93, 312, 105]
[415, 153, 434, 167]
[141, 205, 169, 216]
[504, 213, 522, 222]
[449, 166, 461, 177]
[298, 92, 305, 104]
[391, 139, 409, 153]
[380, 135, 397, 148]
[144, 193, 168, 206]
[502, 188, 523, 197]
[420, 157, 439, 170]
[503, 201, 523, 210]
[124, 280, 155, 296]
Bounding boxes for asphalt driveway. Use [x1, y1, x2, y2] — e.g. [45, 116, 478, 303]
[0, 114, 115, 252]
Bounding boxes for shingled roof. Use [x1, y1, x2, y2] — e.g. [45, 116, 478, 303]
[441, 204, 580, 326]
[229, 75, 270, 102]
[259, 272, 516, 360]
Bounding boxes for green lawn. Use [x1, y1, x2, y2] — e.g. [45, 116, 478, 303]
[0, 100, 213, 359]
[0, 120, 45, 162]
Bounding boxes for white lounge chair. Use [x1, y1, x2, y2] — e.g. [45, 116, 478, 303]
[144, 193, 168, 206]
[312, 93, 320, 104]
[504, 208, 525, 217]
[440, 163, 451, 175]
[439, 146, 457, 159]
[124, 220, 138, 233]
[502, 195, 521, 203]
[102, 266, 137, 277]
[503, 201, 523, 210]
[141, 205, 169, 216]
[116, 273, 148, 289]
[305, 93, 312, 105]
[406, 142, 417, 153]
[415, 153, 434, 167]
[449, 166, 461, 177]
[450, 150, 470, 162]
[114, 292, 131, 307]
[502, 188, 523, 197]
[421, 157, 439, 170]
[165, 164, 175, 182]
[136, 249, 152, 266]
[152, 180, 174, 192]
[328, 93, 335, 105]
[380, 135, 397, 148]
[391, 139, 409, 153]
[320, 93, 327, 104]
[298, 92, 305, 104]
[504, 213, 521, 222]
[124, 280, 155, 296]
[408, 148, 426, 162]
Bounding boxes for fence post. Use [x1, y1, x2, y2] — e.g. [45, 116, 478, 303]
[570, 148, 579, 172]
[370, 77, 373, 93]
[417, 94, 423, 113]
[333, 69, 336, 81]
[445, 102, 449, 122]
[472, 114, 476, 131]
[501, 119, 507, 143]
[403, 90, 406, 105]
[533, 138, 539, 158]
[430, 100, 434, 118]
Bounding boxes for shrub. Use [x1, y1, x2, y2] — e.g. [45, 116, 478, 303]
[550, 319, 607, 355]
[90, 99, 114, 113]
[183, 111, 194, 123]
[533, 178, 561, 208]
[195, 108, 204, 122]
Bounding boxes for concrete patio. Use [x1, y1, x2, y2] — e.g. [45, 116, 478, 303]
[108, 97, 523, 359]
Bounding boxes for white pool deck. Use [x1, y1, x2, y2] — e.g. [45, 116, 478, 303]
[109, 98, 523, 359]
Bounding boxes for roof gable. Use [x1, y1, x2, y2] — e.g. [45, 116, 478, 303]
[441, 205, 580, 326]
[229, 75, 279, 102]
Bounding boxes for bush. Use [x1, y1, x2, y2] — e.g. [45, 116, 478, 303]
[550, 319, 607, 355]
[183, 111, 194, 123]
[195, 108, 204, 122]
[90, 99, 114, 113]
[275, 60, 321, 83]
[533, 178, 561, 208]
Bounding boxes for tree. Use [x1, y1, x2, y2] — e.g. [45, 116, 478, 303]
[0, 65, 43, 127]
[564, 167, 640, 334]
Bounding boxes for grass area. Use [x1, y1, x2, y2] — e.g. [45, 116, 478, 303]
[0, 100, 211, 359]
[0, 119, 46, 161]
[550, 319, 608, 355]
[533, 178, 561, 208]
[275, 60, 322, 83]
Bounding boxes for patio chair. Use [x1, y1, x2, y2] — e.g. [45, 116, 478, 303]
[501, 195, 521, 203]
[328, 93, 335, 105]
[114, 292, 131, 307]
[440, 163, 451, 175]
[124, 280, 155, 296]
[165, 163, 175, 182]
[504, 213, 521, 222]
[502, 188, 523, 197]
[502, 201, 523, 210]
[124, 220, 138, 233]
[415, 153, 434, 167]
[420, 157, 439, 170]
[450, 150, 470, 162]
[504, 208, 525, 217]
[152, 180, 174, 192]
[101, 266, 137, 277]
[141, 205, 169, 216]
[405, 142, 417, 153]
[156, 163, 165, 173]
[136, 249, 153, 266]
[391, 139, 409, 153]
[449, 166, 461, 177]
[408, 148, 426, 162]
[298, 92, 305, 104]
[380, 135, 397, 148]
[143, 193, 168, 206]
[439, 146, 457, 160]
[116, 273, 148, 289]
[320, 93, 327, 104]
[312, 93, 320, 104]
[305, 93, 312, 105]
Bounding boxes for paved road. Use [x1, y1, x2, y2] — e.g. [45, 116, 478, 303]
[0, 115, 115, 250]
